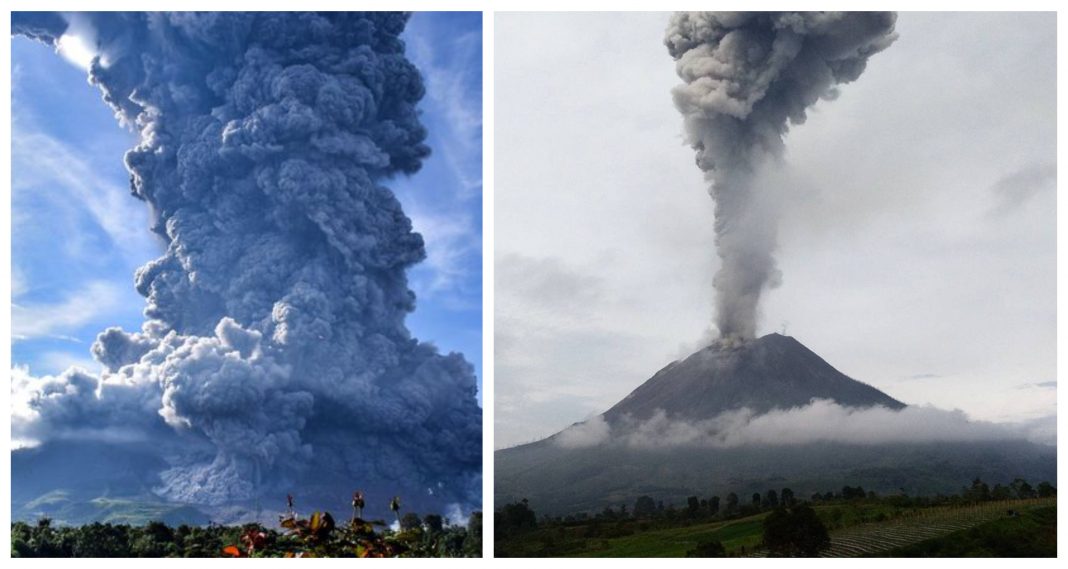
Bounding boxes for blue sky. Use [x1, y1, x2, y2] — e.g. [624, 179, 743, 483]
[10, 12, 483, 398]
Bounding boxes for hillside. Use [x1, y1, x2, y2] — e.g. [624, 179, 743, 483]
[496, 334, 1055, 516]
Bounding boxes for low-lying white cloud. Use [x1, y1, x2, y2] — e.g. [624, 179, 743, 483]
[555, 415, 610, 449]
[554, 399, 1048, 449]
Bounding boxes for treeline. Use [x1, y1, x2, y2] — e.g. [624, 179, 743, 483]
[497, 477, 1056, 540]
[495, 494, 832, 557]
[956, 477, 1055, 503]
[507, 477, 1056, 531]
[12, 502, 482, 558]
[497, 477, 1056, 557]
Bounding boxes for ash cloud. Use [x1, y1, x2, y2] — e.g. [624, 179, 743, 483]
[555, 399, 1042, 449]
[665, 12, 897, 341]
[12, 12, 480, 515]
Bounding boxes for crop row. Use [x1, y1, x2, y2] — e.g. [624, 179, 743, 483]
[818, 498, 1053, 557]
[746, 498, 1053, 557]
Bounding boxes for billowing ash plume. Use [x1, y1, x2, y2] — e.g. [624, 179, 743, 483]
[665, 12, 897, 340]
[12, 12, 480, 514]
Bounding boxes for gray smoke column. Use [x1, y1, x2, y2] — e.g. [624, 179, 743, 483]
[12, 12, 480, 514]
[665, 12, 897, 340]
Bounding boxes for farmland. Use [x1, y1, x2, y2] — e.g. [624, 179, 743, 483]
[496, 489, 1056, 557]
[787, 498, 1052, 557]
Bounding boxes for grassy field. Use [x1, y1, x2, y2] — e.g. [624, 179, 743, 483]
[813, 498, 1054, 558]
[874, 505, 1056, 557]
[497, 498, 1056, 557]
[573, 516, 767, 558]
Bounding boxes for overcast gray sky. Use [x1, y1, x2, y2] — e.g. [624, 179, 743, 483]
[494, 12, 1056, 450]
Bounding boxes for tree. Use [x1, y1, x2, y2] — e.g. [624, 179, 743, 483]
[495, 499, 537, 538]
[72, 523, 131, 557]
[423, 514, 444, 535]
[686, 496, 700, 516]
[1036, 481, 1056, 498]
[764, 489, 779, 509]
[686, 540, 726, 558]
[762, 504, 830, 557]
[709, 495, 720, 516]
[400, 512, 423, 532]
[463, 512, 482, 557]
[131, 521, 175, 557]
[752, 492, 762, 508]
[780, 488, 795, 507]
[1010, 478, 1036, 499]
[841, 486, 866, 500]
[461, 510, 482, 555]
[965, 478, 990, 502]
[991, 483, 1012, 500]
[633, 495, 657, 518]
[725, 493, 739, 513]
[24, 518, 69, 557]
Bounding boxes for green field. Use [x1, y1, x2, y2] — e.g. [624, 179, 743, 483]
[574, 516, 767, 558]
[813, 498, 1054, 557]
[875, 505, 1057, 557]
[496, 515, 766, 557]
[497, 498, 1056, 557]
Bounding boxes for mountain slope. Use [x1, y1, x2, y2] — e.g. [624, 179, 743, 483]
[495, 334, 1055, 516]
[604, 333, 902, 423]
[10, 441, 212, 526]
[10, 438, 447, 526]
[496, 439, 1056, 516]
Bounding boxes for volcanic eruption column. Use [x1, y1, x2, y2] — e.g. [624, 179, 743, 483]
[665, 12, 897, 340]
[12, 13, 480, 510]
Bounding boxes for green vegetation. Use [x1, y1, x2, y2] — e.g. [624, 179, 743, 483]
[496, 478, 1056, 557]
[873, 506, 1056, 557]
[762, 504, 830, 557]
[12, 495, 482, 558]
[494, 504, 768, 557]
[686, 539, 726, 557]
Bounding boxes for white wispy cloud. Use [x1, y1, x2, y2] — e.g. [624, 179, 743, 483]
[11, 265, 28, 297]
[389, 15, 482, 311]
[11, 125, 153, 260]
[11, 280, 124, 341]
[408, 209, 480, 302]
[407, 24, 483, 198]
